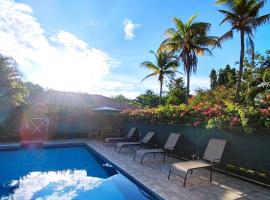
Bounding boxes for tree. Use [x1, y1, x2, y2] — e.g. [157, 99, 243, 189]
[165, 77, 186, 105]
[141, 50, 178, 104]
[217, 65, 237, 87]
[241, 51, 270, 105]
[25, 82, 43, 97]
[216, 0, 270, 102]
[210, 69, 218, 89]
[0, 54, 28, 108]
[135, 90, 160, 108]
[161, 15, 219, 104]
[111, 94, 135, 105]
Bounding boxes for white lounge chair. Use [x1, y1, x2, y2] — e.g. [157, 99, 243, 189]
[133, 133, 181, 164]
[168, 138, 227, 187]
[104, 127, 137, 144]
[114, 131, 155, 153]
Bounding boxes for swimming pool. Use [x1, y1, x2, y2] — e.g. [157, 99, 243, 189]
[0, 144, 161, 200]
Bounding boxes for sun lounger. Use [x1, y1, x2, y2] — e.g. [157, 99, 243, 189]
[114, 131, 155, 153]
[104, 127, 137, 144]
[133, 133, 181, 164]
[168, 138, 227, 187]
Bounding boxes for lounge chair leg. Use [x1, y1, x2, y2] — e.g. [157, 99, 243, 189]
[133, 153, 136, 161]
[118, 147, 122, 153]
[168, 169, 171, 179]
[210, 167, 213, 182]
[153, 153, 155, 159]
[131, 145, 134, 151]
[163, 153, 166, 163]
[183, 171, 188, 187]
[190, 169, 193, 174]
[140, 154, 145, 165]
[114, 145, 117, 152]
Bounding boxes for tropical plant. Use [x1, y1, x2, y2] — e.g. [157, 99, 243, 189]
[165, 77, 186, 105]
[216, 0, 270, 102]
[25, 82, 43, 97]
[135, 90, 160, 108]
[0, 54, 28, 108]
[0, 54, 28, 138]
[161, 15, 219, 104]
[111, 94, 135, 106]
[141, 50, 178, 103]
[217, 65, 237, 87]
[210, 69, 218, 89]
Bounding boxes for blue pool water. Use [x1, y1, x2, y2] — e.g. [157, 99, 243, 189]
[0, 145, 158, 200]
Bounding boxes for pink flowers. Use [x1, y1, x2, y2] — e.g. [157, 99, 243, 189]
[202, 105, 222, 118]
[192, 121, 201, 127]
[260, 108, 270, 116]
[230, 117, 240, 127]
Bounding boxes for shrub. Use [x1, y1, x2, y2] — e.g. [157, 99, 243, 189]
[121, 102, 270, 134]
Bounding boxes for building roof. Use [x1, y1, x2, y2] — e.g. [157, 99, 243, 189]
[28, 90, 136, 111]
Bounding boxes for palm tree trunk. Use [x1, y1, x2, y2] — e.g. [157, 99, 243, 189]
[159, 79, 163, 105]
[234, 30, 245, 103]
[186, 72, 190, 104]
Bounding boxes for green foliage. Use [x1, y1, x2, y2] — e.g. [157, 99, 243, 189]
[0, 54, 28, 108]
[237, 52, 269, 105]
[161, 15, 219, 103]
[217, 0, 270, 102]
[0, 54, 29, 137]
[217, 65, 237, 88]
[135, 90, 160, 108]
[141, 50, 178, 103]
[111, 94, 135, 106]
[122, 85, 270, 134]
[25, 82, 44, 96]
[165, 77, 186, 105]
[209, 69, 218, 89]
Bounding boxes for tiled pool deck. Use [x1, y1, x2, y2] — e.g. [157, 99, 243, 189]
[1, 139, 269, 200]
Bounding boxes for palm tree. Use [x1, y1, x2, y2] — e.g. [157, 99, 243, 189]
[141, 50, 178, 104]
[161, 15, 219, 104]
[216, 0, 270, 102]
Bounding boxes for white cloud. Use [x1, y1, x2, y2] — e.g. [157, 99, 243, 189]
[0, 0, 121, 94]
[123, 19, 140, 40]
[12, 170, 105, 199]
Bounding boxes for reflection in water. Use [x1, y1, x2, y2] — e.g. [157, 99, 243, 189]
[6, 170, 105, 200]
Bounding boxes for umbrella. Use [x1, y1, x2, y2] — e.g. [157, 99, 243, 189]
[92, 106, 121, 112]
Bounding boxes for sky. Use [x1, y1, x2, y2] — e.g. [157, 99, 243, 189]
[0, 0, 269, 99]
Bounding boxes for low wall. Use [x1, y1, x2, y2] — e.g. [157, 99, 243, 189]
[122, 122, 270, 184]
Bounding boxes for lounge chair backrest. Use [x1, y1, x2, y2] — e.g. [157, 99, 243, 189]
[126, 127, 137, 138]
[141, 132, 155, 143]
[203, 139, 227, 163]
[164, 133, 181, 150]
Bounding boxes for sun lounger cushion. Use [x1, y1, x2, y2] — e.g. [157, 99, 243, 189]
[171, 161, 211, 173]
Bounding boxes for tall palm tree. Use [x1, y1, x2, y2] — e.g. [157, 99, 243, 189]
[161, 15, 219, 104]
[216, 0, 270, 102]
[141, 50, 178, 104]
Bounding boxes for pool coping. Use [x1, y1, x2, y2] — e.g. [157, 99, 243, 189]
[0, 141, 165, 200]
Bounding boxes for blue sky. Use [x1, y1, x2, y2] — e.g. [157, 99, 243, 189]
[0, 0, 269, 98]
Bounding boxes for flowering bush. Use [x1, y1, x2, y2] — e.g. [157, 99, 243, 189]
[121, 102, 270, 134]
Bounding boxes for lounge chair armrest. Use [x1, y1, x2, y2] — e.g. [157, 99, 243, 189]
[164, 147, 174, 151]
[212, 159, 221, 164]
[192, 154, 200, 160]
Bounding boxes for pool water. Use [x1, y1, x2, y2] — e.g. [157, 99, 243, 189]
[0, 145, 157, 200]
